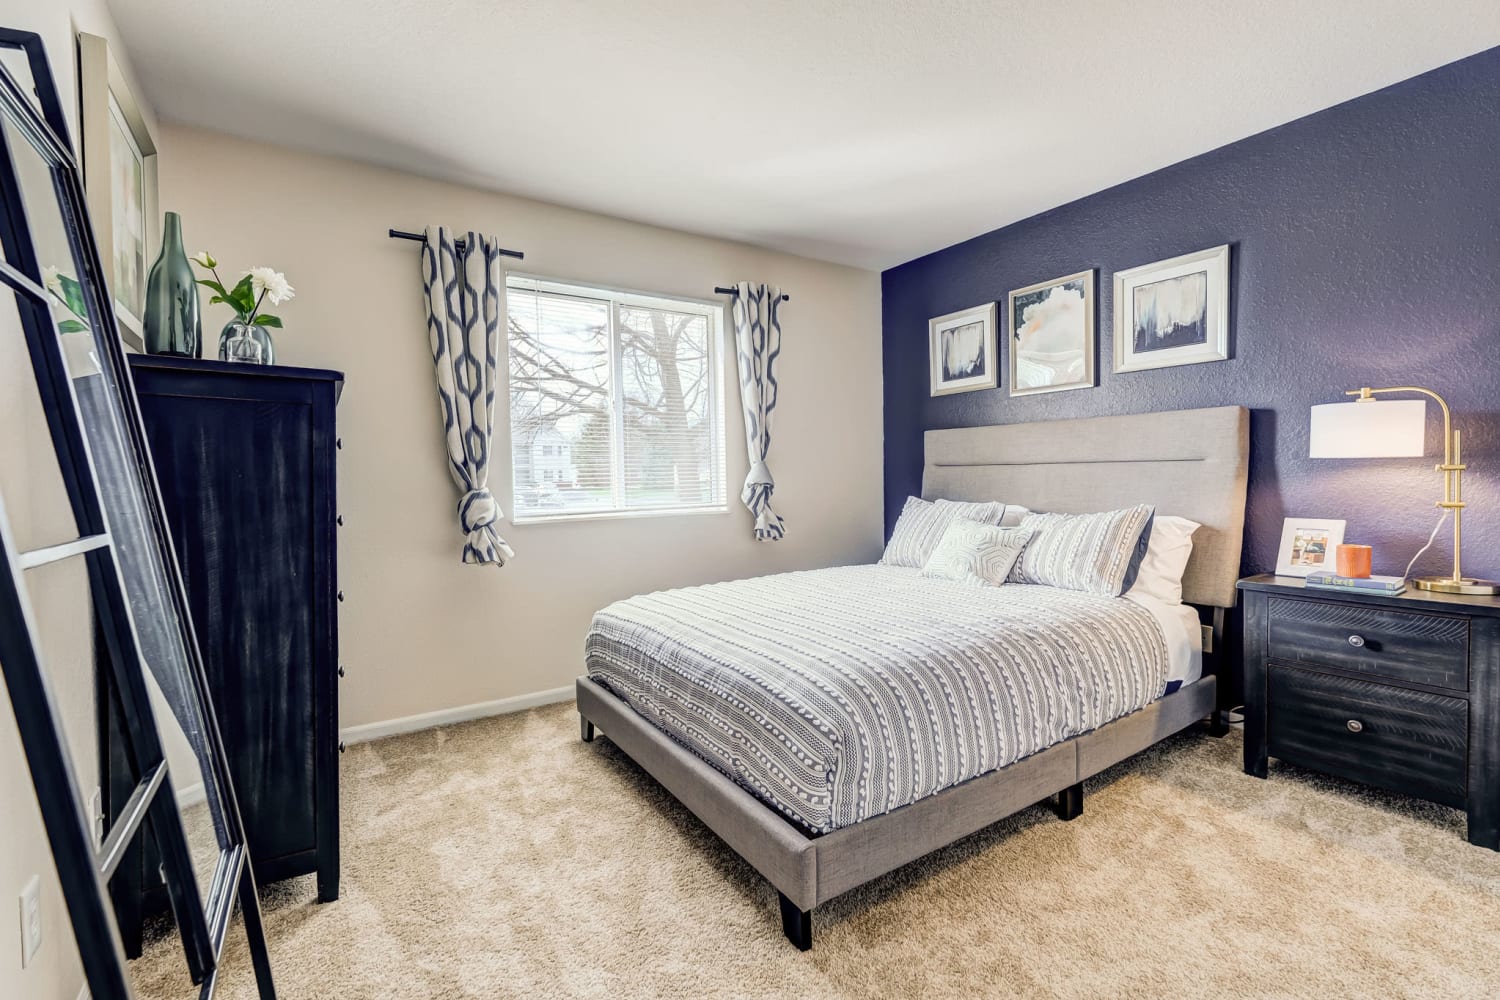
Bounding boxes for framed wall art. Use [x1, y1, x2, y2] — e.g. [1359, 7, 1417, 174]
[929, 302, 997, 396]
[1113, 244, 1230, 373]
[79, 32, 157, 351]
[1008, 269, 1095, 397]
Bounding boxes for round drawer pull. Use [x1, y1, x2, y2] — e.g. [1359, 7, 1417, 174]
[1347, 634, 1366, 648]
[1346, 719, 1364, 733]
[339, 741, 347, 754]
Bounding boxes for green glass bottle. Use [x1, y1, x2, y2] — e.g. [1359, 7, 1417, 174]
[142, 211, 201, 357]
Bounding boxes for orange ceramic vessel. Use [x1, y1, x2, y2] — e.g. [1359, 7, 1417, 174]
[1336, 544, 1373, 579]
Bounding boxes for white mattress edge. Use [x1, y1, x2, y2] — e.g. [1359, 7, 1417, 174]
[1123, 592, 1203, 687]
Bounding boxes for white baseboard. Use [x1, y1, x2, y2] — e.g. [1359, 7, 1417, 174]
[176, 782, 205, 808]
[339, 685, 575, 746]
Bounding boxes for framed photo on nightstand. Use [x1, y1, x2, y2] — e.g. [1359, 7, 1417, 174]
[1275, 517, 1346, 577]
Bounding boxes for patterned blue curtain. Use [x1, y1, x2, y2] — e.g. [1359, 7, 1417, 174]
[421, 227, 514, 566]
[731, 282, 785, 541]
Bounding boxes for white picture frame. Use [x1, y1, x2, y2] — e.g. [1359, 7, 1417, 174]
[1275, 517, 1346, 577]
[79, 32, 157, 352]
[1008, 269, 1095, 397]
[1113, 244, 1230, 373]
[928, 302, 998, 397]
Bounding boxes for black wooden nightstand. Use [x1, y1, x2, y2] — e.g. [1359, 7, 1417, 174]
[1238, 574, 1500, 850]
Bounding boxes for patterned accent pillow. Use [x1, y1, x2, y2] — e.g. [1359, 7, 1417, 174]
[921, 521, 1035, 587]
[1009, 505, 1156, 596]
[880, 497, 1011, 568]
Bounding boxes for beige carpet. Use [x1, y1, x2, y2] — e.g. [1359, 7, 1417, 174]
[131, 701, 1500, 999]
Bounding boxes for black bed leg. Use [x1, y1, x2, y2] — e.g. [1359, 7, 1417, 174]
[580, 715, 595, 743]
[1055, 781, 1083, 821]
[778, 892, 812, 951]
[1207, 708, 1230, 738]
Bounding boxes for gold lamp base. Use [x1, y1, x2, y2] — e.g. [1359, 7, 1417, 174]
[1413, 576, 1500, 596]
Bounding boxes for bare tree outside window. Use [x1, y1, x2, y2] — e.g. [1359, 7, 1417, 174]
[507, 280, 724, 520]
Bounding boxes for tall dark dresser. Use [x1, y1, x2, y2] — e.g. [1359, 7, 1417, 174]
[108, 356, 343, 950]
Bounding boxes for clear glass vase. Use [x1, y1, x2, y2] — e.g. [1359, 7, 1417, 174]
[218, 320, 276, 365]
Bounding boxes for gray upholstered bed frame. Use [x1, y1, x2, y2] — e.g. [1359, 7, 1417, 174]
[576, 405, 1250, 949]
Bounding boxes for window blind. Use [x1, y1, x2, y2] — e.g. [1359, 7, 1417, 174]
[507, 277, 725, 521]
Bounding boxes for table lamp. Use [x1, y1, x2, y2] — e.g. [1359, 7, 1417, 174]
[1309, 385, 1498, 595]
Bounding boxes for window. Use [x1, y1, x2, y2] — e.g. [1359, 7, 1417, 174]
[507, 276, 726, 522]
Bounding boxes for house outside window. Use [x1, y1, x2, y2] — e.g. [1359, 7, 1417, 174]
[507, 276, 727, 522]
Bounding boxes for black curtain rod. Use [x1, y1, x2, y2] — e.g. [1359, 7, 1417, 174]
[388, 229, 525, 260]
[714, 285, 790, 302]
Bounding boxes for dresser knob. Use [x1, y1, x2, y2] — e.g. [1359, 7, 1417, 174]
[1347, 634, 1366, 648]
[337, 437, 343, 450]
[1346, 719, 1364, 733]
[338, 664, 346, 678]
[339, 741, 347, 753]
[337, 515, 344, 526]
[337, 590, 345, 602]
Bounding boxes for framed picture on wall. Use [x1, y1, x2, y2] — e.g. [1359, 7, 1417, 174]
[1008, 269, 1095, 396]
[79, 32, 158, 352]
[928, 302, 998, 396]
[1275, 517, 1346, 577]
[1113, 244, 1230, 373]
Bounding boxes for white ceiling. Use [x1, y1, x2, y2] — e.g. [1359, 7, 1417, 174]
[110, 1, 1500, 270]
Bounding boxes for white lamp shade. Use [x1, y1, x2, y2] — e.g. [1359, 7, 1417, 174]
[1309, 399, 1426, 458]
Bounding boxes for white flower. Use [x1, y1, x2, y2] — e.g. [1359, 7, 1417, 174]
[190, 251, 216, 269]
[43, 264, 64, 295]
[246, 267, 295, 306]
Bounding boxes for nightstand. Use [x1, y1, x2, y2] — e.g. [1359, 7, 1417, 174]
[1238, 574, 1500, 850]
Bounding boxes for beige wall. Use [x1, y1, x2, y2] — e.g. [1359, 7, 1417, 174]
[0, 2, 156, 998]
[157, 124, 884, 730]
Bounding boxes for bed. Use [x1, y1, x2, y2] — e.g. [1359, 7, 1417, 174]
[576, 405, 1249, 949]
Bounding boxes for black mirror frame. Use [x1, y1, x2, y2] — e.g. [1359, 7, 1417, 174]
[0, 27, 274, 1000]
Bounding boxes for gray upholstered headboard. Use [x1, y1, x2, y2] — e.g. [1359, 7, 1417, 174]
[923, 406, 1249, 608]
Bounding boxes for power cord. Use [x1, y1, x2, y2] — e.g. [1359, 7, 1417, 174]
[1403, 509, 1450, 580]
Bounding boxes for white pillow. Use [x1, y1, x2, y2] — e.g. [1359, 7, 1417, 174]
[921, 521, 1035, 587]
[999, 505, 1031, 528]
[1125, 515, 1200, 605]
[1008, 505, 1155, 596]
[880, 497, 1012, 568]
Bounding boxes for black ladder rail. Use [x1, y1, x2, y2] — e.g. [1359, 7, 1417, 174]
[0, 26, 278, 1000]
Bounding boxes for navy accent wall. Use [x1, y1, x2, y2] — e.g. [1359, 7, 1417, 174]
[882, 46, 1500, 582]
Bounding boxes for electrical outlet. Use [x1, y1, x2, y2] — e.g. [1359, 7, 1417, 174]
[19, 874, 41, 968]
[89, 787, 105, 850]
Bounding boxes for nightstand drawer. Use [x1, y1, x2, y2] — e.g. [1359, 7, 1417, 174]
[1268, 596, 1469, 689]
[1267, 664, 1468, 807]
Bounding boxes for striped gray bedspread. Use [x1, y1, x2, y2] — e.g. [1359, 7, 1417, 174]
[585, 565, 1171, 834]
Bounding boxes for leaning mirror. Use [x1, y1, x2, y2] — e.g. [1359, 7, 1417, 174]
[0, 26, 274, 1000]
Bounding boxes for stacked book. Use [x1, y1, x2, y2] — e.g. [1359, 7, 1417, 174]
[1304, 571, 1406, 595]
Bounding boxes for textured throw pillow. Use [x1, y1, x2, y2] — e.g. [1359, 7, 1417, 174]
[1125, 515, 1200, 605]
[921, 521, 1035, 587]
[1009, 504, 1156, 596]
[880, 496, 1011, 568]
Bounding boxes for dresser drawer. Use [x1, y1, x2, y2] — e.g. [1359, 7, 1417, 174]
[1268, 596, 1469, 689]
[1267, 664, 1467, 807]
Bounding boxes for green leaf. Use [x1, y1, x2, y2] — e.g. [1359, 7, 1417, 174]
[228, 275, 256, 313]
[253, 314, 282, 328]
[196, 278, 230, 300]
[57, 273, 88, 318]
[57, 319, 87, 334]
